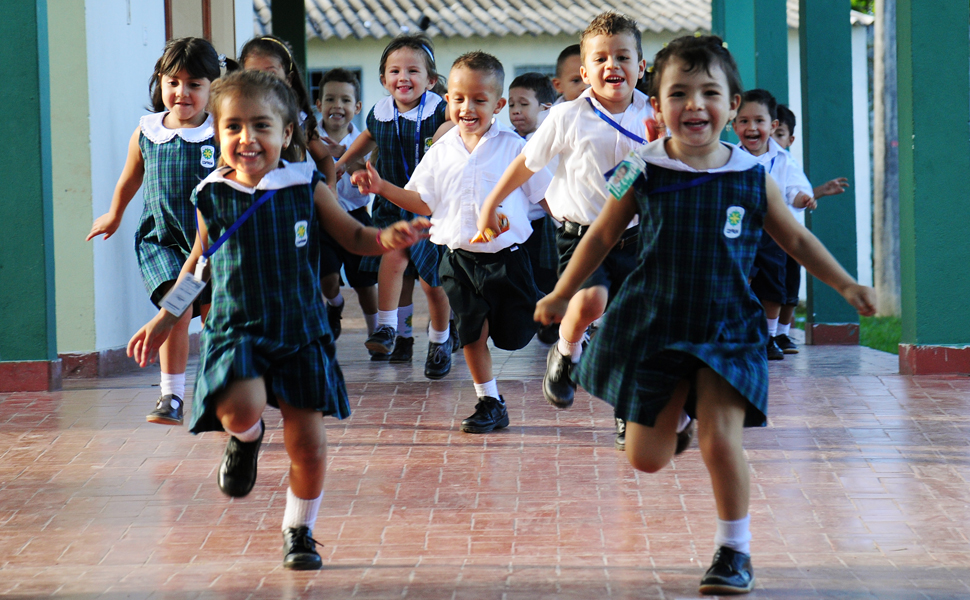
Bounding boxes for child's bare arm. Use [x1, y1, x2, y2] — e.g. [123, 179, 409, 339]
[87, 127, 145, 241]
[432, 120, 455, 143]
[307, 137, 338, 191]
[312, 181, 430, 255]
[476, 154, 536, 236]
[763, 176, 876, 316]
[334, 129, 376, 177]
[535, 188, 637, 325]
[350, 161, 431, 216]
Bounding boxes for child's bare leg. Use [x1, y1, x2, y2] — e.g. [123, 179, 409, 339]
[148, 308, 193, 425]
[215, 377, 267, 433]
[159, 308, 191, 375]
[559, 285, 608, 347]
[355, 285, 378, 316]
[420, 277, 453, 378]
[624, 380, 690, 473]
[214, 377, 268, 498]
[420, 278, 451, 333]
[320, 272, 341, 301]
[778, 304, 796, 326]
[367, 249, 409, 354]
[460, 319, 507, 433]
[762, 300, 781, 321]
[695, 369, 749, 520]
[544, 285, 608, 408]
[463, 320, 492, 384]
[278, 399, 327, 570]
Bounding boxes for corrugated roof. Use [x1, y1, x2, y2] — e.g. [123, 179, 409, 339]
[254, 0, 871, 42]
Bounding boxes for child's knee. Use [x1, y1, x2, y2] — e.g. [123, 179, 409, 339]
[627, 449, 668, 474]
[571, 287, 608, 321]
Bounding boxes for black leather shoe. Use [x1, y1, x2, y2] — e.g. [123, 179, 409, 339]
[460, 396, 509, 433]
[282, 526, 323, 570]
[614, 417, 626, 451]
[676, 418, 694, 455]
[774, 333, 799, 354]
[147, 394, 183, 425]
[699, 546, 755, 595]
[327, 301, 343, 341]
[766, 337, 784, 361]
[370, 350, 390, 361]
[449, 319, 461, 353]
[543, 345, 576, 408]
[217, 420, 263, 497]
[424, 341, 452, 379]
[536, 322, 560, 344]
[388, 336, 414, 363]
[365, 325, 397, 354]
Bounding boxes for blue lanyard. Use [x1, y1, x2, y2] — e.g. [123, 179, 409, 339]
[586, 98, 647, 145]
[200, 189, 277, 263]
[394, 92, 427, 177]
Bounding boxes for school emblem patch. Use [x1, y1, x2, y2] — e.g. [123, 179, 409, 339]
[200, 145, 215, 168]
[294, 220, 309, 248]
[723, 206, 745, 239]
[424, 137, 434, 152]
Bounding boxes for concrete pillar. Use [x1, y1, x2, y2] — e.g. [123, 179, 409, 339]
[895, 0, 970, 374]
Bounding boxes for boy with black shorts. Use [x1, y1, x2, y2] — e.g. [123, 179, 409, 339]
[352, 52, 552, 433]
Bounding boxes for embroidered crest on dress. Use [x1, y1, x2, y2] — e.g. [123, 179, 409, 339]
[723, 206, 745, 239]
[200, 145, 215, 168]
[294, 220, 309, 247]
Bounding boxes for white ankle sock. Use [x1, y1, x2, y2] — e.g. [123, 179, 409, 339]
[364, 313, 379, 336]
[282, 488, 323, 531]
[557, 337, 583, 363]
[398, 304, 414, 337]
[160, 372, 185, 399]
[766, 317, 779, 337]
[776, 321, 791, 336]
[676, 410, 691, 433]
[226, 420, 262, 443]
[428, 324, 449, 344]
[377, 310, 398, 330]
[474, 379, 499, 400]
[715, 515, 751, 555]
[327, 293, 344, 307]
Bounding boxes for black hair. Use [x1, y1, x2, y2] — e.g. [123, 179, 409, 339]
[740, 88, 778, 120]
[320, 68, 361, 103]
[509, 72, 557, 105]
[650, 34, 743, 100]
[555, 44, 581, 78]
[451, 51, 505, 94]
[239, 36, 319, 140]
[776, 104, 796, 133]
[379, 33, 438, 84]
[581, 12, 643, 63]
[148, 37, 221, 113]
[209, 70, 306, 164]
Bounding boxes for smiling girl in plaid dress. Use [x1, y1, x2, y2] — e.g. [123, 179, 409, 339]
[87, 38, 221, 426]
[535, 35, 877, 595]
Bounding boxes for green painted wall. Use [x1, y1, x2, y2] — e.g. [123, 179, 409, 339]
[754, 0, 788, 105]
[49, 0, 96, 353]
[0, 0, 57, 362]
[712, 0, 757, 90]
[799, 0, 860, 326]
[896, 0, 970, 345]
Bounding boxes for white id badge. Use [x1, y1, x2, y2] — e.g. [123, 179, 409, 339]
[159, 269, 206, 318]
[606, 150, 646, 200]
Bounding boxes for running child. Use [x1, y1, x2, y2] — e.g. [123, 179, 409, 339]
[315, 68, 379, 340]
[535, 35, 876, 594]
[551, 44, 589, 103]
[238, 36, 338, 190]
[335, 33, 455, 377]
[127, 70, 429, 570]
[86, 37, 222, 426]
[352, 52, 552, 433]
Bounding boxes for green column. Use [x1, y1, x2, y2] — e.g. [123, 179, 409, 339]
[799, 0, 860, 343]
[754, 0, 788, 104]
[896, 1, 970, 346]
[272, 0, 307, 77]
[712, 0, 757, 90]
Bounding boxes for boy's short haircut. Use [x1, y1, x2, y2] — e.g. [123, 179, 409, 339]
[776, 104, 796, 133]
[320, 68, 361, 103]
[509, 72, 557, 105]
[451, 51, 505, 94]
[650, 34, 743, 100]
[555, 44, 581, 78]
[740, 89, 778, 120]
[580, 12, 642, 63]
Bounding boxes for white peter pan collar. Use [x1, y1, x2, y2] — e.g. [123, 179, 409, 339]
[636, 139, 760, 173]
[196, 160, 315, 194]
[372, 92, 443, 122]
[140, 112, 215, 144]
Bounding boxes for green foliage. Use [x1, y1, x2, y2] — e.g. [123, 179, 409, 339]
[851, 0, 874, 14]
[860, 316, 902, 355]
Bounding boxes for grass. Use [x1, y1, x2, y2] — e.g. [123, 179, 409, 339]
[793, 305, 902, 354]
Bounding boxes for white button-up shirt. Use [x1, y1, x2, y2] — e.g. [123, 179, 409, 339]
[406, 120, 552, 252]
[738, 137, 813, 216]
[318, 122, 371, 212]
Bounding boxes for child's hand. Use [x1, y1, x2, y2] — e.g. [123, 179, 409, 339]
[127, 311, 179, 367]
[322, 136, 346, 160]
[379, 218, 432, 250]
[86, 212, 122, 241]
[535, 293, 570, 326]
[816, 177, 849, 198]
[793, 192, 818, 211]
[841, 284, 877, 317]
[644, 117, 665, 142]
[351, 161, 383, 195]
[475, 209, 502, 243]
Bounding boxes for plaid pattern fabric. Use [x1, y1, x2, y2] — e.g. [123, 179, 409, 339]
[188, 173, 350, 433]
[360, 101, 448, 285]
[135, 132, 217, 296]
[577, 164, 770, 428]
[535, 215, 559, 270]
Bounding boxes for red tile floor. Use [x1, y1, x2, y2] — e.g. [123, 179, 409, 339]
[1, 301, 969, 599]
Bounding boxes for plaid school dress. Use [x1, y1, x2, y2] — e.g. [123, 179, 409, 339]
[577, 144, 770, 428]
[360, 93, 448, 285]
[188, 162, 350, 434]
[134, 112, 218, 296]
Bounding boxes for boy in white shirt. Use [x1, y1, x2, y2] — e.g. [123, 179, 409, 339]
[315, 69, 379, 340]
[478, 12, 656, 451]
[352, 52, 552, 433]
[552, 44, 589, 104]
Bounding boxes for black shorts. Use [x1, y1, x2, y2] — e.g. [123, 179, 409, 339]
[439, 246, 539, 351]
[749, 232, 787, 305]
[150, 279, 211, 318]
[784, 252, 801, 306]
[319, 207, 379, 289]
[557, 221, 638, 299]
